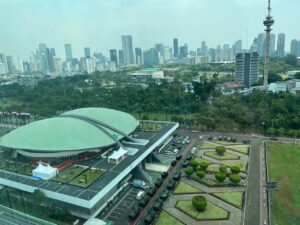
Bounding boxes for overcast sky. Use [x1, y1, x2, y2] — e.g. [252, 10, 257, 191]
[0, 0, 299, 60]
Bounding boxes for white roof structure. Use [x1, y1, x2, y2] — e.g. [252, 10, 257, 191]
[32, 162, 58, 180]
[108, 148, 128, 164]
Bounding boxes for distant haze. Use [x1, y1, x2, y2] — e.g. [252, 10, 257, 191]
[0, 0, 299, 59]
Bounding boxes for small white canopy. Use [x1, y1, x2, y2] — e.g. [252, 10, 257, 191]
[32, 162, 58, 180]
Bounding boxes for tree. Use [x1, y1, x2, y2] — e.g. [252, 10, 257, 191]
[294, 72, 300, 79]
[219, 165, 227, 173]
[215, 146, 226, 156]
[199, 161, 209, 171]
[32, 189, 45, 203]
[189, 160, 199, 170]
[215, 172, 226, 182]
[229, 174, 241, 183]
[184, 167, 194, 177]
[192, 195, 207, 212]
[196, 170, 205, 178]
[284, 54, 298, 66]
[231, 166, 241, 174]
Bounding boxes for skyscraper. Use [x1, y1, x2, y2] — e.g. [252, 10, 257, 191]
[84, 47, 91, 58]
[135, 48, 142, 65]
[179, 45, 188, 59]
[277, 33, 285, 57]
[257, 33, 266, 56]
[235, 52, 259, 88]
[118, 50, 124, 67]
[109, 49, 118, 67]
[173, 38, 179, 58]
[64, 44, 73, 60]
[143, 48, 159, 66]
[0, 54, 8, 74]
[201, 41, 208, 56]
[223, 44, 233, 61]
[121, 35, 134, 65]
[270, 33, 276, 56]
[290, 39, 299, 56]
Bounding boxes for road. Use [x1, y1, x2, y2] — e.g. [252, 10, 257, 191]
[133, 133, 200, 225]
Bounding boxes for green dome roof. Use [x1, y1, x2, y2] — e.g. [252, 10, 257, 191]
[0, 108, 138, 152]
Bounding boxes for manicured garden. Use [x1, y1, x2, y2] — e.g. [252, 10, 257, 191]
[0, 161, 36, 175]
[155, 211, 184, 225]
[267, 142, 300, 225]
[228, 145, 249, 154]
[223, 163, 247, 172]
[173, 181, 203, 195]
[199, 141, 218, 149]
[213, 141, 241, 145]
[176, 199, 229, 220]
[204, 151, 239, 160]
[212, 192, 244, 208]
[70, 168, 107, 188]
[52, 166, 87, 183]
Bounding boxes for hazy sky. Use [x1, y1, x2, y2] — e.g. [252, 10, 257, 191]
[0, 0, 299, 60]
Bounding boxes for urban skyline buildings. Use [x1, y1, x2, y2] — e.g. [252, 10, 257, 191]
[0, 31, 299, 76]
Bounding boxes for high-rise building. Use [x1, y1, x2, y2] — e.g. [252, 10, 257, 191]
[277, 33, 285, 57]
[216, 45, 222, 62]
[84, 47, 91, 58]
[53, 57, 62, 73]
[118, 50, 124, 67]
[270, 33, 276, 56]
[173, 38, 179, 58]
[209, 48, 216, 62]
[201, 41, 208, 56]
[163, 47, 172, 62]
[64, 44, 73, 60]
[109, 49, 118, 67]
[257, 33, 266, 56]
[250, 38, 258, 53]
[223, 44, 233, 61]
[135, 48, 142, 65]
[49, 48, 56, 57]
[0, 54, 8, 74]
[233, 40, 242, 56]
[290, 39, 299, 56]
[143, 48, 159, 66]
[179, 45, 188, 58]
[6, 55, 14, 73]
[235, 52, 259, 88]
[121, 35, 134, 65]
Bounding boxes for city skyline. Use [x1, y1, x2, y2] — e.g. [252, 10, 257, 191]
[1, 0, 300, 59]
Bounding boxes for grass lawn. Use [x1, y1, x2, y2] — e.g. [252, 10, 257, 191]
[267, 142, 300, 225]
[176, 199, 229, 220]
[213, 141, 242, 145]
[204, 151, 240, 160]
[223, 163, 247, 172]
[173, 181, 204, 194]
[228, 145, 249, 155]
[207, 164, 220, 173]
[70, 168, 107, 188]
[213, 192, 244, 208]
[155, 211, 184, 225]
[52, 166, 87, 183]
[131, 112, 195, 121]
[199, 141, 219, 149]
[193, 157, 212, 165]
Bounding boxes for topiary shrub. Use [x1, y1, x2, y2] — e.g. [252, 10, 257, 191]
[199, 161, 209, 171]
[215, 172, 226, 182]
[219, 165, 227, 173]
[189, 160, 199, 170]
[196, 170, 205, 178]
[192, 195, 207, 212]
[229, 174, 241, 183]
[184, 166, 194, 177]
[231, 165, 241, 174]
[215, 146, 226, 155]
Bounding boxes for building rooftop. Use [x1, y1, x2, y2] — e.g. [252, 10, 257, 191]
[0, 108, 138, 152]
